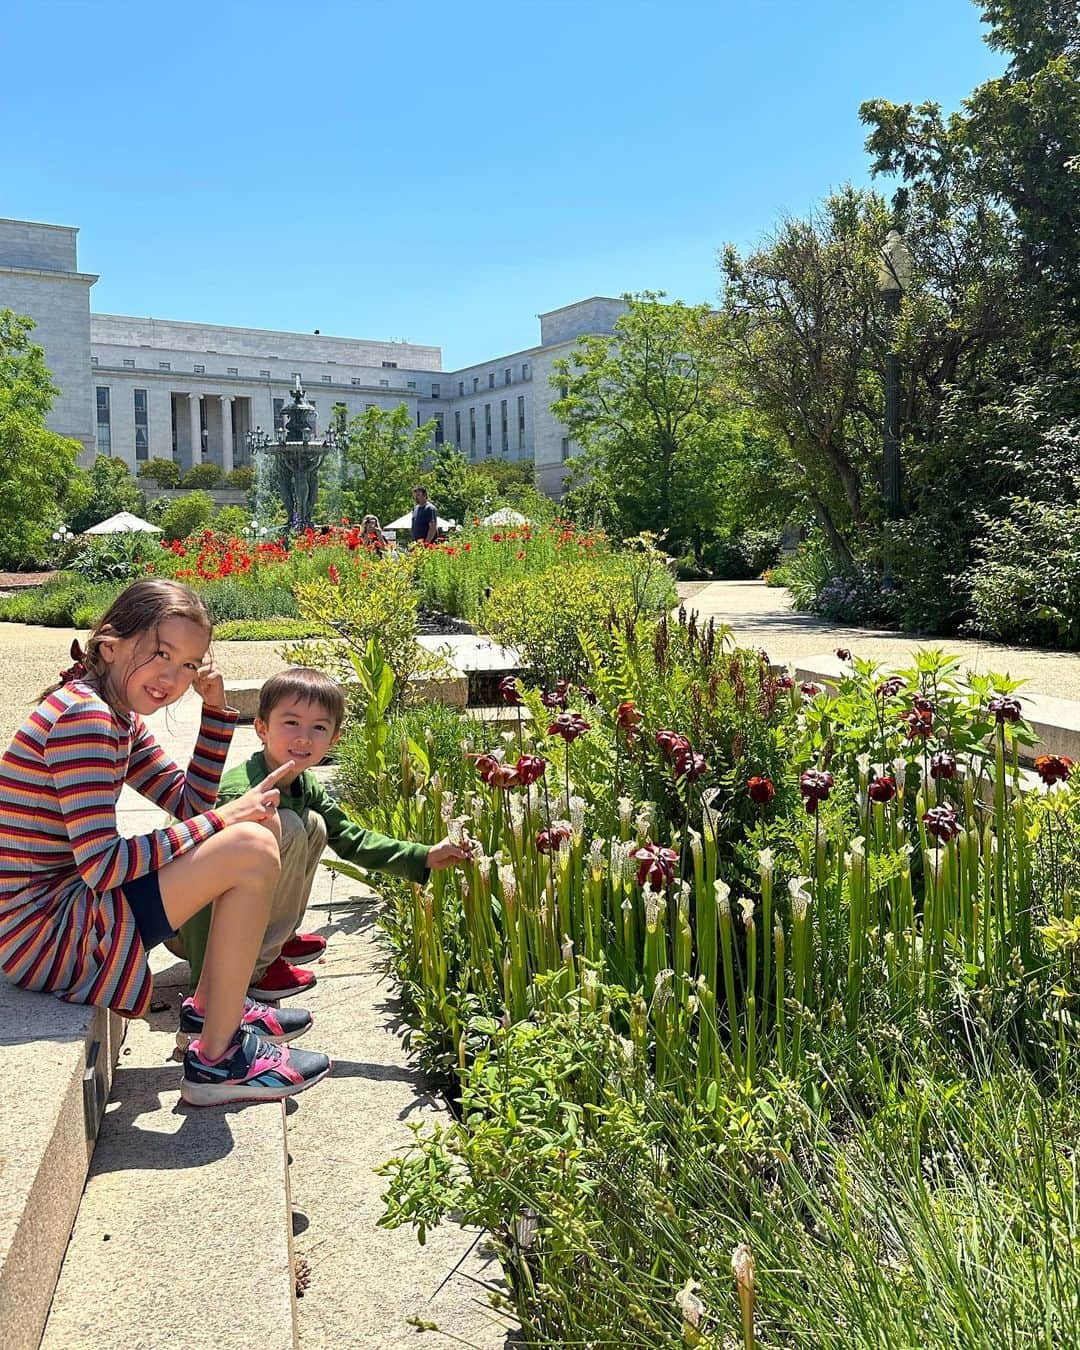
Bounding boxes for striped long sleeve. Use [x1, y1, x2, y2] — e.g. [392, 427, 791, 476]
[42, 702, 227, 893]
[126, 704, 235, 819]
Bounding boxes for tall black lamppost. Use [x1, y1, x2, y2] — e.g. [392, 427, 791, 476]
[876, 229, 913, 519]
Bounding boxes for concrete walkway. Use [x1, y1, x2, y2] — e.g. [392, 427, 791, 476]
[679, 581, 1080, 700]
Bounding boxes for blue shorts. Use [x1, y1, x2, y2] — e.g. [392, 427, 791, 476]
[121, 871, 176, 950]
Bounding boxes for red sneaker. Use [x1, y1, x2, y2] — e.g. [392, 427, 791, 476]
[280, 932, 327, 966]
[248, 956, 317, 1002]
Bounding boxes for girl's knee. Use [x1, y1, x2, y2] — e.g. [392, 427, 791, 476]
[229, 821, 281, 878]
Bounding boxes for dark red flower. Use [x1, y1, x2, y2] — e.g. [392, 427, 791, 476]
[498, 676, 524, 707]
[901, 706, 934, 740]
[473, 753, 501, 785]
[798, 768, 834, 814]
[535, 823, 572, 854]
[868, 774, 897, 803]
[930, 751, 957, 780]
[912, 694, 935, 716]
[1034, 754, 1073, 786]
[835, 648, 852, 662]
[875, 675, 905, 700]
[674, 748, 708, 782]
[923, 805, 961, 843]
[540, 679, 571, 711]
[327, 563, 341, 586]
[988, 695, 1022, 724]
[777, 674, 795, 691]
[615, 701, 642, 734]
[631, 842, 680, 889]
[655, 729, 691, 760]
[800, 682, 821, 698]
[747, 776, 775, 805]
[548, 711, 591, 743]
[515, 754, 547, 786]
[489, 762, 520, 790]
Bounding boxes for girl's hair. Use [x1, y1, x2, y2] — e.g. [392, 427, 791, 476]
[42, 579, 212, 710]
[361, 514, 382, 530]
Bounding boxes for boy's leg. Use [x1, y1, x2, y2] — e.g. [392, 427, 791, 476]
[178, 906, 212, 989]
[252, 808, 327, 980]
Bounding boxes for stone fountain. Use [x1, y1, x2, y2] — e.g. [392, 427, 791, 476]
[246, 378, 347, 531]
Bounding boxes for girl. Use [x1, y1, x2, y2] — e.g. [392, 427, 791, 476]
[0, 579, 330, 1106]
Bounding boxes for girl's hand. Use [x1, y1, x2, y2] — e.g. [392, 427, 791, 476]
[193, 658, 226, 709]
[426, 836, 473, 870]
[217, 761, 296, 826]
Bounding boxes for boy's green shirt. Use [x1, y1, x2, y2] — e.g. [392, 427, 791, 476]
[218, 750, 431, 883]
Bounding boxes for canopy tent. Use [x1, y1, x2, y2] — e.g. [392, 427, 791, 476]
[83, 512, 163, 535]
[385, 513, 456, 532]
[481, 508, 530, 526]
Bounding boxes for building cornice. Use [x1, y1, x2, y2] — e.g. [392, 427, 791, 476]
[0, 263, 98, 285]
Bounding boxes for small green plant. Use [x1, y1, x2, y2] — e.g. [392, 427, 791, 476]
[181, 462, 223, 489]
[223, 465, 254, 491]
[137, 457, 181, 488]
[159, 490, 215, 541]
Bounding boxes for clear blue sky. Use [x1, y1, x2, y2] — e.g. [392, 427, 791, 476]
[5, 0, 1002, 369]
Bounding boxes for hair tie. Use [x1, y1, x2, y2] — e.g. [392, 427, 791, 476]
[59, 638, 88, 684]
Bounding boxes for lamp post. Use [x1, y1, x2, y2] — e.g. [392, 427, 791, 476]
[876, 229, 913, 519]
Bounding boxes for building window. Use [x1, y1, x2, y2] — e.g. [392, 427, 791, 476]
[91, 356, 99, 366]
[472, 377, 479, 393]
[95, 386, 111, 455]
[522, 362, 530, 379]
[469, 407, 476, 456]
[379, 378, 389, 388]
[454, 410, 462, 447]
[561, 437, 570, 462]
[488, 372, 495, 389]
[193, 363, 205, 374]
[381, 360, 398, 369]
[517, 394, 526, 449]
[500, 399, 508, 453]
[272, 397, 285, 433]
[351, 377, 362, 386]
[504, 368, 511, 386]
[227, 366, 238, 376]
[365, 403, 376, 411]
[431, 383, 440, 398]
[458, 381, 464, 397]
[133, 388, 149, 461]
[484, 403, 492, 455]
[433, 412, 445, 445]
[158, 361, 170, 371]
[123, 359, 135, 369]
[260, 369, 271, 378]
[407, 380, 416, 390]
[321, 375, 332, 383]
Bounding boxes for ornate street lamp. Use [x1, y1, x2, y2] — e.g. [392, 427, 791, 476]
[876, 229, 913, 519]
[51, 524, 73, 547]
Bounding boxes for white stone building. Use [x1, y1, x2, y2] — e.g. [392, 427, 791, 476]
[0, 217, 628, 497]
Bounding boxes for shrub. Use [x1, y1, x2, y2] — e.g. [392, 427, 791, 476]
[0, 577, 116, 627]
[67, 532, 159, 585]
[214, 617, 330, 641]
[181, 462, 223, 489]
[963, 497, 1080, 649]
[138, 457, 180, 488]
[223, 466, 254, 491]
[159, 490, 214, 541]
[213, 505, 250, 537]
[199, 576, 298, 622]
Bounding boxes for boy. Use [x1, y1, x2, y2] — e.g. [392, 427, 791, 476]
[178, 668, 467, 1001]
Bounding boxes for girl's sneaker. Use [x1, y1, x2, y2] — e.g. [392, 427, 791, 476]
[178, 996, 312, 1045]
[181, 1030, 331, 1106]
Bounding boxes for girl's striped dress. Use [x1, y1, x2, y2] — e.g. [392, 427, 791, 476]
[0, 680, 236, 1017]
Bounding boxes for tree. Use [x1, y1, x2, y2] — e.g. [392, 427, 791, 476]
[0, 309, 81, 566]
[551, 293, 750, 558]
[426, 445, 496, 523]
[65, 455, 145, 533]
[340, 404, 435, 525]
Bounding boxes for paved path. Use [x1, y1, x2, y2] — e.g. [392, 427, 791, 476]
[679, 581, 1080, 700]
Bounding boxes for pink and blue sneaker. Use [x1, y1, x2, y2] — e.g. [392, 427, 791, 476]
[179, 995, 312, 1045]
[181, 1030, 331, 1106]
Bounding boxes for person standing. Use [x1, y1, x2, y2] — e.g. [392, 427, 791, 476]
[410, 486, 438, 546]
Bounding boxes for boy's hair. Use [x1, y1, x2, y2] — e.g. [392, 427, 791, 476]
[43, 578, 212, 708]
[258, 667, 345, 733]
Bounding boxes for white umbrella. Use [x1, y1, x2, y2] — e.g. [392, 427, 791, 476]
[481, 508, 530, 526]
[385, 512, 456, 532]
[83, 511, 163, 535]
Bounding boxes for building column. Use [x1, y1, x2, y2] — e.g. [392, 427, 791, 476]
[220, 396, 234, 473]
[187, 393, 201, 474]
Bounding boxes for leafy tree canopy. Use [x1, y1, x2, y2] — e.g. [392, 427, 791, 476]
[340, 403, 436, 526]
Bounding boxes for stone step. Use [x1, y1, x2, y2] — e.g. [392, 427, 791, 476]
[0, 985, 124, 1350]
[795, 653, 1080, 763]
[39, 953, 297, 1350]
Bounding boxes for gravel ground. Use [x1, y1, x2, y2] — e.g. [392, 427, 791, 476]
[684, 581, 1080, 700]
[0, 625, 290, 742]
